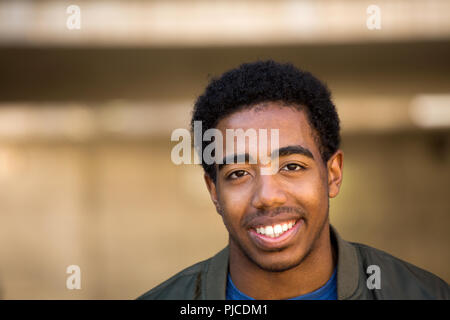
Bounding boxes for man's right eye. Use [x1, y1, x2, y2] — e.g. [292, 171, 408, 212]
[228, 170, 248, 180]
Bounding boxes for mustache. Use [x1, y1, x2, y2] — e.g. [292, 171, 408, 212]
[242, 206, 305, 226]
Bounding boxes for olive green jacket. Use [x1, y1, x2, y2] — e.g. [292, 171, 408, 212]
[138, 225, 449, 300]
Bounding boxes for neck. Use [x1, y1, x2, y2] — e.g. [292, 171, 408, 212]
[228, 221, 336, 299]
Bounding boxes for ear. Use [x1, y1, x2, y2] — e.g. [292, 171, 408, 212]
[204, 173, 221, 215]
[327, 150, 344, 198]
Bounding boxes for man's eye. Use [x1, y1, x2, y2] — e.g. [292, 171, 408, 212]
[281, 163, 305, 171]
[228, 170, 248, 179]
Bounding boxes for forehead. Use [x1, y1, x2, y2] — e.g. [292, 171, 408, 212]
[215, 102, 319, 155]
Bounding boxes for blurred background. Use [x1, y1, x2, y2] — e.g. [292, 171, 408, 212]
[0, 0, 449, 299]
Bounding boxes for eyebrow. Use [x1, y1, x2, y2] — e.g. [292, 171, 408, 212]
[217, 145, 314, 171]
[218, 153, 255, 171]
[275, 145, 314, 159]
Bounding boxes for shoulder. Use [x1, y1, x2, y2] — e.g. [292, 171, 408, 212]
[350, 242, 450, 299]
[137, 258, 210, 300]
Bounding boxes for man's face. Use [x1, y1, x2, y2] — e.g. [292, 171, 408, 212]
[205, 102, 343, 272]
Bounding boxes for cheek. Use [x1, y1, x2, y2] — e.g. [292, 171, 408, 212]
[218, 183, 252, 227]
[285, 173, 328, 211]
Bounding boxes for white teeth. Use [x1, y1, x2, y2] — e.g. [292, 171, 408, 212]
[255, 220, 298, 237]
[274, 224, 282, 236]
[265, 226, 274, 237]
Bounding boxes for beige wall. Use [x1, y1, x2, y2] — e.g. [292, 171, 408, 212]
[0, 131, 448, 299]
[0, 3, 449, 298]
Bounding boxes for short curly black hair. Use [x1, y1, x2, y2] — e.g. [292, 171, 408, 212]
[191, 59, 340, 182]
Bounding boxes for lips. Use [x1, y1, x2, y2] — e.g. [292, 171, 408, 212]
[248, 218, 304, 250]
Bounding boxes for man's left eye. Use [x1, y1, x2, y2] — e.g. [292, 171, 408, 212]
[281, 163, 304, 171]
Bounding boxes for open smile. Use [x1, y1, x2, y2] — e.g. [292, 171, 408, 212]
[248, 219, 304, 250]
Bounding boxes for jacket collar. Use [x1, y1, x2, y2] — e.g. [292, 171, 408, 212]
[204, 245, 229, 299]
[329, 224, 360, 299]
[204, 224, 360, 300]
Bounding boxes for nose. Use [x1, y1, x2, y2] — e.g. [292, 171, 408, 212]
[251, 174, 287, 209]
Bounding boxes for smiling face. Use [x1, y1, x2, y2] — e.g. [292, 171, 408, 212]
[205, 102, 343, 273]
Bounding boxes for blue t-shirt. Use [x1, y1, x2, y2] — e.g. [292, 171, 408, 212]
[226, 268, 337, 300]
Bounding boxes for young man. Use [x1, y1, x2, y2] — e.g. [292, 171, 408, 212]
[138, 60, 449, 300]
